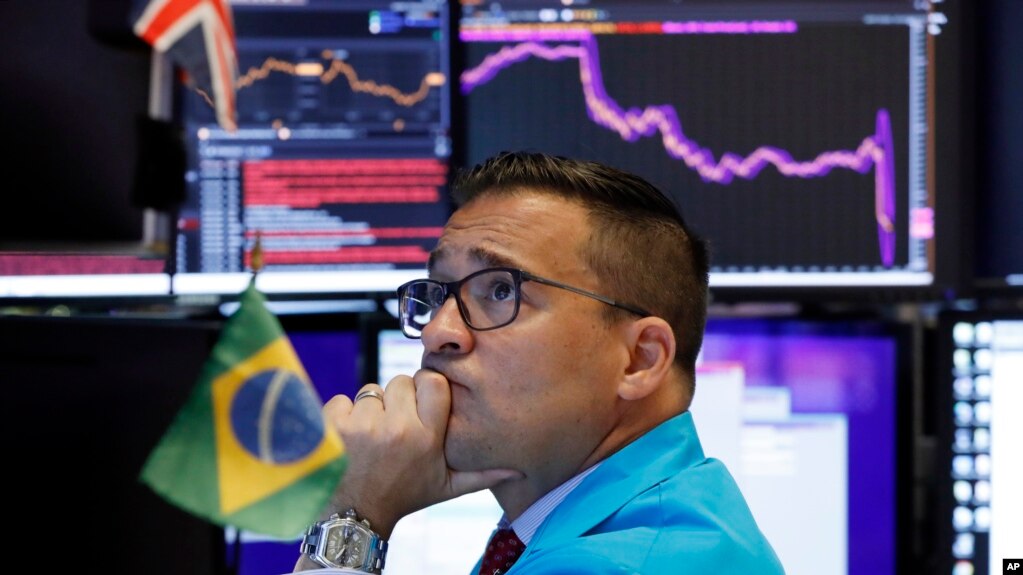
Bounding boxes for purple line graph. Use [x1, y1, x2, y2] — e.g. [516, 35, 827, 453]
[461, 33, 898, 267]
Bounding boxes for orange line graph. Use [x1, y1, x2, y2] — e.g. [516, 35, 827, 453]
[236, 54, 445, 107]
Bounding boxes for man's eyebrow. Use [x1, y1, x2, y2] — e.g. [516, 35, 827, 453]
[427, 246, 521, 276]
[468, 247, 519, 269]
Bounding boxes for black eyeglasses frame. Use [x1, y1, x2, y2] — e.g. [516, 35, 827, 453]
[396, 266, 652, 339]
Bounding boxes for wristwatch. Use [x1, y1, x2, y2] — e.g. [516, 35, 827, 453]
[300, 509, 388, 573]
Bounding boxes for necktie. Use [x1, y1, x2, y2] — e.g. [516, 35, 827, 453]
[479, 528, 525, 575]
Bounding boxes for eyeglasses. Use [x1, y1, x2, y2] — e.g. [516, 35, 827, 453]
[396, 267, 651, 339]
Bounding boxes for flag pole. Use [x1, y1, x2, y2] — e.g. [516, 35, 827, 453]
[142, 50, 174, 255]
[251, 230, 264, 278]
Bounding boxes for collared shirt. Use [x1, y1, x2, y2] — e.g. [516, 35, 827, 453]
[497, 463, 601, 545]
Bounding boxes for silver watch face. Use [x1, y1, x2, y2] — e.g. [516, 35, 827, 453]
[324, 522, 371, 567]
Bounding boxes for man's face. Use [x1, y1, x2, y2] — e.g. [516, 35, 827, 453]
[421, 192, 629, 480]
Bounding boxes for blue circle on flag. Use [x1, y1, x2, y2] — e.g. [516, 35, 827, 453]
[231, 369, 325, 464]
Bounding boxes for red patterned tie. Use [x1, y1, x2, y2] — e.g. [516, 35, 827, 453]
[479, 528, 525, 575]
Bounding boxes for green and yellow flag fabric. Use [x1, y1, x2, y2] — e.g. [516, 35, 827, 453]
[141, 280, 347, 537]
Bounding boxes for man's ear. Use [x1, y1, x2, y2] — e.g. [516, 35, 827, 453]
[618, 316, 676, 401]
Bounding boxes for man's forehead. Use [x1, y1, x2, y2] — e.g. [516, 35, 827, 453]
[428, 245, 519, 276]
[427, 193, 589, 276]
[428, 200, 533, 266]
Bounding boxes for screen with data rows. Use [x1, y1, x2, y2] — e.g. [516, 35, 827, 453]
[174, 0, 452, 297]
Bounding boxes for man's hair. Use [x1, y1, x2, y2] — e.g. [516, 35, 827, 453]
[452, 151, 710, 382]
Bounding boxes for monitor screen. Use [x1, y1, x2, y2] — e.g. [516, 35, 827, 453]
[0, 251, 169, 299]
[172, 0, 452, 297]
[456, 0, 967, 293]
[694, 317, 908, 575]
[361, 315, 908, 575]
[937, 312, 1023, 575]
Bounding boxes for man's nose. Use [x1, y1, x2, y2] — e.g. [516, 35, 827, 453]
[421, 295, 474, 354]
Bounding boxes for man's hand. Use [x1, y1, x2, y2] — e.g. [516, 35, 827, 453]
[322, 368, 521, 539]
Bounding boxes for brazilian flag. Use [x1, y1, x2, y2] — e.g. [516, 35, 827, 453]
[141, 280, 347, 537]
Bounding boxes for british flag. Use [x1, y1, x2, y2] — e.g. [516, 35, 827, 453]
[133, 0, 238, 131]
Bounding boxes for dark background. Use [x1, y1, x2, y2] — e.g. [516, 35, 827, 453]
[0, 0, 151, 244]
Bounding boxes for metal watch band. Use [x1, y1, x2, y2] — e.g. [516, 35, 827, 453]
[299, 511, 388, 573]
[365, 537, 389, 573]
[299, 522, 320, 556]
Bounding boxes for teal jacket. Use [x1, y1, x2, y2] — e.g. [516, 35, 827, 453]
[473, 411, 784, 574]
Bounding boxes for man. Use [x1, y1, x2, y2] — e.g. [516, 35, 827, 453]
[296, 152, 783, 574]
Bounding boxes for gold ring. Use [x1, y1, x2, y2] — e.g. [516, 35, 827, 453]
[354, 389, 385, 404]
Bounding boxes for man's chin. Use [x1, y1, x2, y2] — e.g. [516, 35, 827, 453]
[443, 446, 474, 472]
[444, 434, 486, 472]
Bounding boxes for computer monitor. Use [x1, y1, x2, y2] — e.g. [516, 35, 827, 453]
[696, 317, 910, 575]
[172, 0, 453, 299]
[456, 0, 971, 296]
[936, 311, 1023, 575]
